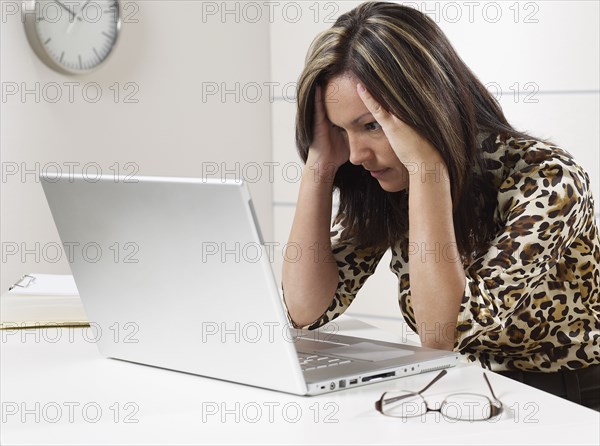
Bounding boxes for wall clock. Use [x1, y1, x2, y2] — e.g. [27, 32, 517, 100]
[22, 0, 122, 75]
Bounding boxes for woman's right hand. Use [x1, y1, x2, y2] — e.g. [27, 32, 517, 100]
[306, 85, 350, 180]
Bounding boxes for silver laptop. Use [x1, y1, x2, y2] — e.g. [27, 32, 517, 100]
[41, 173, 459, 396]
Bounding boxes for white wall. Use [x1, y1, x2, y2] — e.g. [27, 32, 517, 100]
[269, 1, 600, 322]
[1, 1, 274, 291]
[3, 1, 598, 313]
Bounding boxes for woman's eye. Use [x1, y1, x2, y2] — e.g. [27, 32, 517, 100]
[365, 121, 382, 131]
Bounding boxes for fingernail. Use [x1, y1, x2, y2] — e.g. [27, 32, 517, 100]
[357, 83, 365, 93]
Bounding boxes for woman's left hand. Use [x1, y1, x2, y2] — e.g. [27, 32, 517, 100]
[356, 83, 440, 165]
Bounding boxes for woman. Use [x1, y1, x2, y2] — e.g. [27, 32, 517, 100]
[281, 1, 600, 410]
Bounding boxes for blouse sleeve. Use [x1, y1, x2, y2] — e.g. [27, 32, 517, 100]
[282, 218, 387, 330]
[454, 150, 594, 352]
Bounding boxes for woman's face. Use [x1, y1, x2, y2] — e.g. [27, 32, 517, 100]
[324, 74, 408, 192]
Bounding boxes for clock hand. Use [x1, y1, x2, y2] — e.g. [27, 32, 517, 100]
[66, 0, 92, 34]
[77, 0, 93, 19]
[52, 0, 76, 21]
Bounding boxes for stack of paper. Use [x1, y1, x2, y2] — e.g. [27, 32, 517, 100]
[1, 274, 89, 329]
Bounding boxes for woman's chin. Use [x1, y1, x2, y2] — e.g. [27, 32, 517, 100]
[377, 179, 408, 193]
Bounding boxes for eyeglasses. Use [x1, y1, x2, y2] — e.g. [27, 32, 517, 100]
[375, 369, 503, 421]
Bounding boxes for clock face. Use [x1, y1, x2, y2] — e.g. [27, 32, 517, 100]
[24, 0, 121, 74]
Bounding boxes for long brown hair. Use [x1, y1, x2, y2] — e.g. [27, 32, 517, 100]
[295, 1, 536, 262]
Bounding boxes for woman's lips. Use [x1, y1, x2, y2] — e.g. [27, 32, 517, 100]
[369, 168, 390, 178]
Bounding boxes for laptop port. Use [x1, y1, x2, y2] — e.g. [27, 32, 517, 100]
[361, 371, 395, 382]
[330, 382, 336, 390]
[339, 379, 346, 388]
[349, 379, 358, 385]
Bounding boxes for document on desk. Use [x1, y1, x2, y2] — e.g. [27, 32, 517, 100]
[0, 273, 89, 329]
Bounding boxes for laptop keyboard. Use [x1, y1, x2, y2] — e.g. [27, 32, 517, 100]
[298, 352, 353, 372]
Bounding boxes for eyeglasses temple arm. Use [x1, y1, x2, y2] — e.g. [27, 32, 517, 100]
[483, 373, 499, 400]
[483, 372, 504, 416]
[417, 369, 448, 394]
[375, 369, 448, 411]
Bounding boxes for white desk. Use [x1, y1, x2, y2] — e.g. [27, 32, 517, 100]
[1, 315, 598, 445]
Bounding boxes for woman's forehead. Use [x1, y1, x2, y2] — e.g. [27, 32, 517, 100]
[324, 75, 370, 125]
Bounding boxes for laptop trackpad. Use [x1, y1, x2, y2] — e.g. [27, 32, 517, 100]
[323, 342, 414, 362]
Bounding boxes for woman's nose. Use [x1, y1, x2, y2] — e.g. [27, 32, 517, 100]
[348, 135, 373, 166]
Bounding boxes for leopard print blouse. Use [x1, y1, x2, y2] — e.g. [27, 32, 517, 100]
[285, 132, 600, 372]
